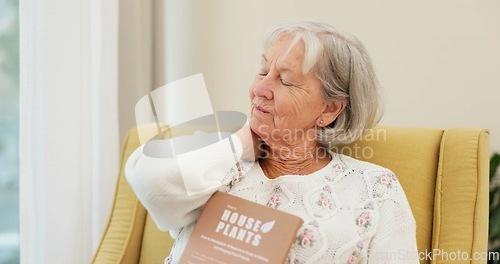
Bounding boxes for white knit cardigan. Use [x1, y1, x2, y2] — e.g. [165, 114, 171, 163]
[125, 136, 419, 264]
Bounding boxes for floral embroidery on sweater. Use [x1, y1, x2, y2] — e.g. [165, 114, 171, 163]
[355, 212, 372, 228]
[317, 193, 331, 208]
[267, 195, 281, 208]
[317, 185, 334, 209]
[379, 172, 394, 186]
[348, 254, 357, 264]
[297, 228, 315, 247]
[335, 163, 345, 172]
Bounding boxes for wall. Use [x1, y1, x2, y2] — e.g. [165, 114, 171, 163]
[163, 0, 500, 152]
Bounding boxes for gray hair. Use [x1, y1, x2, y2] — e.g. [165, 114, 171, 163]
[263, 20, 383, 147]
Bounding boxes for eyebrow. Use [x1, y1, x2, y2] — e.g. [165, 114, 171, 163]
[261, 54, 268, 62]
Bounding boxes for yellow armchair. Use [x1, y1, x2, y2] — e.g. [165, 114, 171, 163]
[92, 126, 489, 264]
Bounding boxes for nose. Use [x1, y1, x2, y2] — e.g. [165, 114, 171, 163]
[252, 75, 274, 100]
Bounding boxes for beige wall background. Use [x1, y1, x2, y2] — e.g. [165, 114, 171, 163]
[147, 0, 500, 152]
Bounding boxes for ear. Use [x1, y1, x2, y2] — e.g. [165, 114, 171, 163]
[316, 99, 346, 127]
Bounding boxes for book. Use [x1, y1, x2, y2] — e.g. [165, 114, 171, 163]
[179, 191, 304, 264]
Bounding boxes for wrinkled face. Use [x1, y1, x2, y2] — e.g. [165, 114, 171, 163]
[249, 35, 330, 146]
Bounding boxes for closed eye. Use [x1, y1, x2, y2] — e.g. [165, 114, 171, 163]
[280, 78, 293, 87]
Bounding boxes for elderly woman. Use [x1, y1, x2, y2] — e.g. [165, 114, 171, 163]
[126, 21, 418, 264]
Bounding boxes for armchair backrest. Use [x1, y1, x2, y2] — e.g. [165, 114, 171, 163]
[92, 126, 489, 264]
[341, 127, 489, 263]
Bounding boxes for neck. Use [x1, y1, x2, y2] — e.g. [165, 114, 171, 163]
[259, 140, 331, 179]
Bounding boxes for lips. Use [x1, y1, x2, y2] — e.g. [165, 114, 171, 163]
[254, 105, 270, 114]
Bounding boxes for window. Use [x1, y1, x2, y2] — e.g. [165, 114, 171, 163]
[0, 0, 20, 263]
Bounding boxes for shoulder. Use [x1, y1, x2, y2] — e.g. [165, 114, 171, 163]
[333, 154, 408, 202]
[334, 154, 416, 225]
[334, 153, 389, 173]
[332, 154, 416, 235]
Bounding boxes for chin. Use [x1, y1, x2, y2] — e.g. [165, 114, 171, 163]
[250, 119, 270, 138]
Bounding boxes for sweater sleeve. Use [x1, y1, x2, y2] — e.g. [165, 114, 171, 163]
[367, 170, 419, 264]
[125, 133, 243, 231]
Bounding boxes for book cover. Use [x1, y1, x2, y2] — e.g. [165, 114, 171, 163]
[179, 191, 304, 264]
